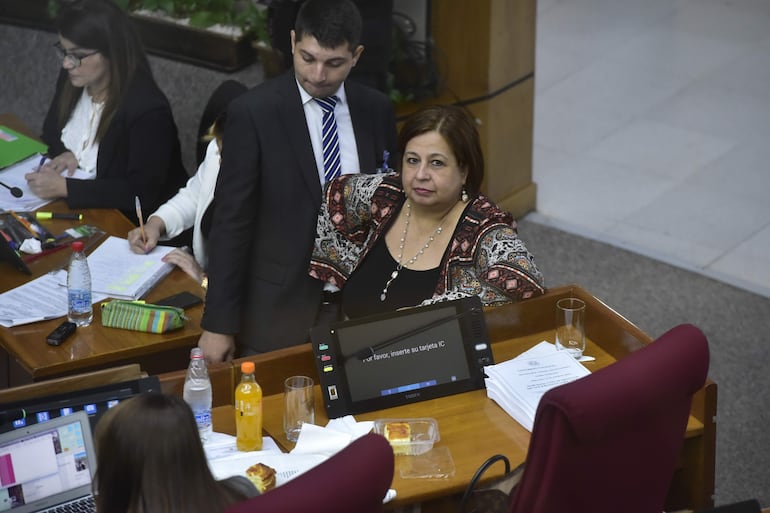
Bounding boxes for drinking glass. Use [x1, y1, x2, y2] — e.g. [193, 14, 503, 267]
[283, 376, 315, 442]
[555, 298, 586, 359]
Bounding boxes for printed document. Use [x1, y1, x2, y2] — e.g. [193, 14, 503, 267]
[0, 272, 108, 327]
[0, 154, 94, 212]
[0, 155, 53, 211]
[485, 342, 591, 431]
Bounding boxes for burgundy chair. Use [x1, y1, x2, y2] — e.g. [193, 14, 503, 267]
[223, 433, 395, 513]
[508, 323, 710, 513]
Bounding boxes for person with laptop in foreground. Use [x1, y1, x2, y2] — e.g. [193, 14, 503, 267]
[93, 393, 257, 513]
[309, 104, 545, 320]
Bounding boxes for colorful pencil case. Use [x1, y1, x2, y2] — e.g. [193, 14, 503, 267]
[100, 300, 186, 333]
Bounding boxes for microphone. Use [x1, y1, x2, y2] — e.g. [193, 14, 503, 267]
[348, 307, 483, 361]
[0, 408, 27, 425]
[0, 181, 23, 198]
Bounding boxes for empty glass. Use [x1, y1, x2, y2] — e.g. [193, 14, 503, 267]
[555, 298, 586, 359]
[283, 376, 315, 442]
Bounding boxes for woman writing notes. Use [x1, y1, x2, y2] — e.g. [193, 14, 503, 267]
[26, 0, 187, 225]
[309, 104, 545, 319]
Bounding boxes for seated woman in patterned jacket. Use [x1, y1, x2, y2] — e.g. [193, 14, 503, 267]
[309, 104, 545, 320]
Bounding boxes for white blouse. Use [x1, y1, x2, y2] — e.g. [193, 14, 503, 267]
[150, 139, 221, 269]
[60, 89, 102, 176]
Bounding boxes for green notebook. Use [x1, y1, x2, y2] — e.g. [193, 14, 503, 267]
[0, 125, 48, 169]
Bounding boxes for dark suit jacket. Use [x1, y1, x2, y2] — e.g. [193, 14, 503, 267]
[41, 70, 187, 224]
[202, 71, 397, 354]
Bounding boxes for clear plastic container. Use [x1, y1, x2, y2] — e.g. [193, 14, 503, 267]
[373, 418, 440, 456]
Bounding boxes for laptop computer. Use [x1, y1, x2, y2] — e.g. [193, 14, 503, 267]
[0, 410, 96, 512]
[0, 126, 47, 169]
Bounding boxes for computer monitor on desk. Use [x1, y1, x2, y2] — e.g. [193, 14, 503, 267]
[310, 296, 494, 418]
[0, 375, 160, 434]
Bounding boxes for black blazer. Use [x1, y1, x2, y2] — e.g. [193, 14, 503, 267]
[41, 70, 187, 224]
[202, 71, 397, 354]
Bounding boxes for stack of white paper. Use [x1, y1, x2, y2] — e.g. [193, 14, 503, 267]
[0, 154, 94, 212]
[485, 341, 591, 431]
[0, 273, 108, 327]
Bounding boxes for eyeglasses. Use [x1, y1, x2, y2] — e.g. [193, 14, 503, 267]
[53, 42, 99, 67]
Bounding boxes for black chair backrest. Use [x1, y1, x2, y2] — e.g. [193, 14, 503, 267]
[196, 80, 248, 166]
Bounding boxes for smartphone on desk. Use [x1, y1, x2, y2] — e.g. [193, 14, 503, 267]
[155, 291, 203, 309]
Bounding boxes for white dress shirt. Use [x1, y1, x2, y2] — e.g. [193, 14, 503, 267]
[297, 79, 361, 188]
[60, 89, 102, 176]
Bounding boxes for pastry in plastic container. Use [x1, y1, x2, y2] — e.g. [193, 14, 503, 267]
[374, 418, 440, 456]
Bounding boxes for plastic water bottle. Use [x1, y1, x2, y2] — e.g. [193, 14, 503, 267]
[183, 347, 212, 443]
[235, 361, 262, 451]
[67, 240, 93, 326]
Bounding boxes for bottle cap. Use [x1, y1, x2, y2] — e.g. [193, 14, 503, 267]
[190, 347, 203, 359]
[241, 361, 255, 374]
[71, 241, 84, 252]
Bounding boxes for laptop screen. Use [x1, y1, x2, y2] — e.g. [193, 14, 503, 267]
[0, 411, 95, 512]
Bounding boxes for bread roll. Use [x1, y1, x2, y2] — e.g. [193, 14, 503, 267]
[245, 462, 277, 493]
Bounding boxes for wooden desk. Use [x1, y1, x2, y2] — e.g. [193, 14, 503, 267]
[194, 285, 716, 511]
[0, 202, 203, 388]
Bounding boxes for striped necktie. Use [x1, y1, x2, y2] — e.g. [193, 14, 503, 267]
[314, 96, 341, 182]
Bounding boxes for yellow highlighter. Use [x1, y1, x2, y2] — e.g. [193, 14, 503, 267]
[36, 212, 84, 221]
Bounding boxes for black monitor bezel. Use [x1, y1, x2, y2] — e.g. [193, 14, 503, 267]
[312, 296, 493, 417]
[0, 375, 160, 433]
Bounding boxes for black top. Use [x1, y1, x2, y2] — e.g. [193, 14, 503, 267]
[342, 231, 441, 319]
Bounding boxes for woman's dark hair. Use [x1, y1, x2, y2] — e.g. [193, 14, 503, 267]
[397, 105, 485, 198]
[55, 0, 150, 142]
[93, 393, 244, 513]
[294, 0, 362, 51]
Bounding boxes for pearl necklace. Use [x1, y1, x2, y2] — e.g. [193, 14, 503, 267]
[380, 201, 445, 302]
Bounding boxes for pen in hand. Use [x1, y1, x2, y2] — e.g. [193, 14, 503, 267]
[135, 196, 147, 246]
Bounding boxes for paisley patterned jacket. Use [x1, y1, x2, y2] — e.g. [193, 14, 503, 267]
[309, 173, 546, 306]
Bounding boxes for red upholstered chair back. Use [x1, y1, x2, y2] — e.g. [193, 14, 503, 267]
[508, 324, 709, 513]
[223, 433, 394, 513]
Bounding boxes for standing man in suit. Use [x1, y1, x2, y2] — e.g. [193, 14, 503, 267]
[199, 0, 397, 362]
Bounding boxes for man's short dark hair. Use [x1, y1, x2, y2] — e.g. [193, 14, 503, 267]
[294, 0, 362, 51]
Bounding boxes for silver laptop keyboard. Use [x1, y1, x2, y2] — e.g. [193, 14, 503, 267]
[41, 495, 96, 513]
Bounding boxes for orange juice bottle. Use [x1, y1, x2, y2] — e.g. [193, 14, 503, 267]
[235, 361, 263, 451]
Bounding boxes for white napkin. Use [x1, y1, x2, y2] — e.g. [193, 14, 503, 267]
[20, 238, 41, 254]
[291, 415, 374, 457]
[289, 416, 395, 503]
